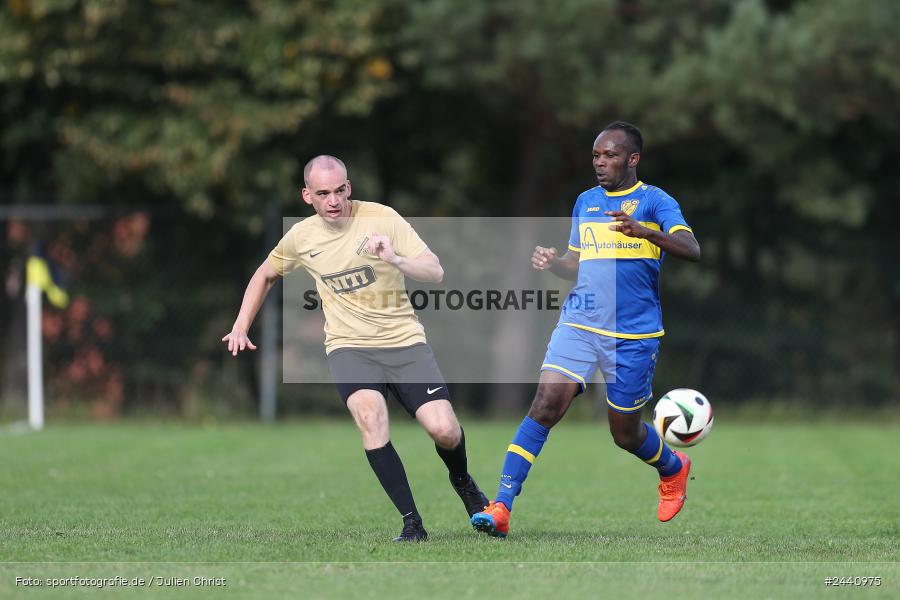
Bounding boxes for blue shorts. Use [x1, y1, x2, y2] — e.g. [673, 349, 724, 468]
[541, 324, 660, 413]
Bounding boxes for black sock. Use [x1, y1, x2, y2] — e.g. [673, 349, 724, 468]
[435, 428, 468, 482]
[365, 442, 420, 522]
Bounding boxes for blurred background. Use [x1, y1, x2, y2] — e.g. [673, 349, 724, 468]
[2, 0, 898, 423]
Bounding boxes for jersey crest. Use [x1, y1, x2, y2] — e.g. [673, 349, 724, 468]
[355, 236, 370, 256]
[620, 199, 639, 216]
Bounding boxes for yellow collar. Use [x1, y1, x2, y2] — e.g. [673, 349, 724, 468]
[604, 181, 643, 197]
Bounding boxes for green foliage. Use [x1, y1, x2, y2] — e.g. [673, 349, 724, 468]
[1, 0, 400, 213]
[2, 0, 899, 409]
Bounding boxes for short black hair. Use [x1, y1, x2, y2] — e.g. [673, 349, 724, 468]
[602, 121, 643, 155]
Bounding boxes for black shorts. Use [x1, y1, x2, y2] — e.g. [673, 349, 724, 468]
[326, 343, 450, 417]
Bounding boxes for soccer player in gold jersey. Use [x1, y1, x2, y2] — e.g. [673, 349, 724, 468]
[223, 156, 486, 542]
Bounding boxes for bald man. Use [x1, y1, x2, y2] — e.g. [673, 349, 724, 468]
[223, 156, 487, 542]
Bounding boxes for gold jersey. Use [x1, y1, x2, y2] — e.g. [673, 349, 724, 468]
[268, 200, 430, 354]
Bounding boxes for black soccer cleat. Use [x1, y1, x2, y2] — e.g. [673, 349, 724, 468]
[393, 519, 428, 542]
[451, 473, 490, 518]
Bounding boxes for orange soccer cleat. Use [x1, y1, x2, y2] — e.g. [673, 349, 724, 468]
[470, 501, 510, 538]
[658, 451, 692, 522]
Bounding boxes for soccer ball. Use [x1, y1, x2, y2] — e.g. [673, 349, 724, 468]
[652, 389, 714, 448]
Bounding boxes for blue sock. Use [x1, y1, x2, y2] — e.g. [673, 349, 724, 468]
[495, 416, 550, 510]
[632, 422, 682, 477]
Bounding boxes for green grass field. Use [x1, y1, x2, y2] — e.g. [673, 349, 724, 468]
[2, 420, 898, 598]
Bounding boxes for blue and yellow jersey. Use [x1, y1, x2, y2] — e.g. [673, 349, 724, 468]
[561, 181, 692, 339]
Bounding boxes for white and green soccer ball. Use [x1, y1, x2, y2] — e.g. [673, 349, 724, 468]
[652, 388, 714, 448]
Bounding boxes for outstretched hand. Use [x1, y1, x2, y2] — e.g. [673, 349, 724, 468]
[222, 330, 256, 357]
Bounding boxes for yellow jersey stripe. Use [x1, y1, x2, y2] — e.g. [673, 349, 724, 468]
[567, 244, 580, 252]
[607, 397, 647, 413]
[668, 224, 693, 235]
[541, 363, 586, 388]
[577, 222, 661, 260]
[604, 181, 644, 197]
[507, 444, 535, 464]
[562, 322, 665, 340]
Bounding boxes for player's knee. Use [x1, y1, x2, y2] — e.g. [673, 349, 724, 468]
[528, 388, 566, 428]
[359, 411, 386, 435]
[427, 419, 460, 448]
[351, 402, 388, 436]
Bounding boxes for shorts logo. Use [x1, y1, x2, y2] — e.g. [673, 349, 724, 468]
[620, 200, 639, 215]
[321, 266, 377, 294]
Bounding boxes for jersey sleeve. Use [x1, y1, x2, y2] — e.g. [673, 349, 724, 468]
[267, 224, 305, 276]
[383, 206, 429, 257]
[567, 198, 581, 252]
[652, 191, 692, 235]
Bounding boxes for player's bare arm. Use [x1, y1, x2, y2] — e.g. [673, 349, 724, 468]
[532, 246, 579, 280]
[367, 233, 444, 283]
[605, 210, 701, 262]
[222, 259, 281, 356]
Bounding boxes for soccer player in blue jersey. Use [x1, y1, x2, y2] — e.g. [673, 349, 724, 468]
[472, 121, 701, 537]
